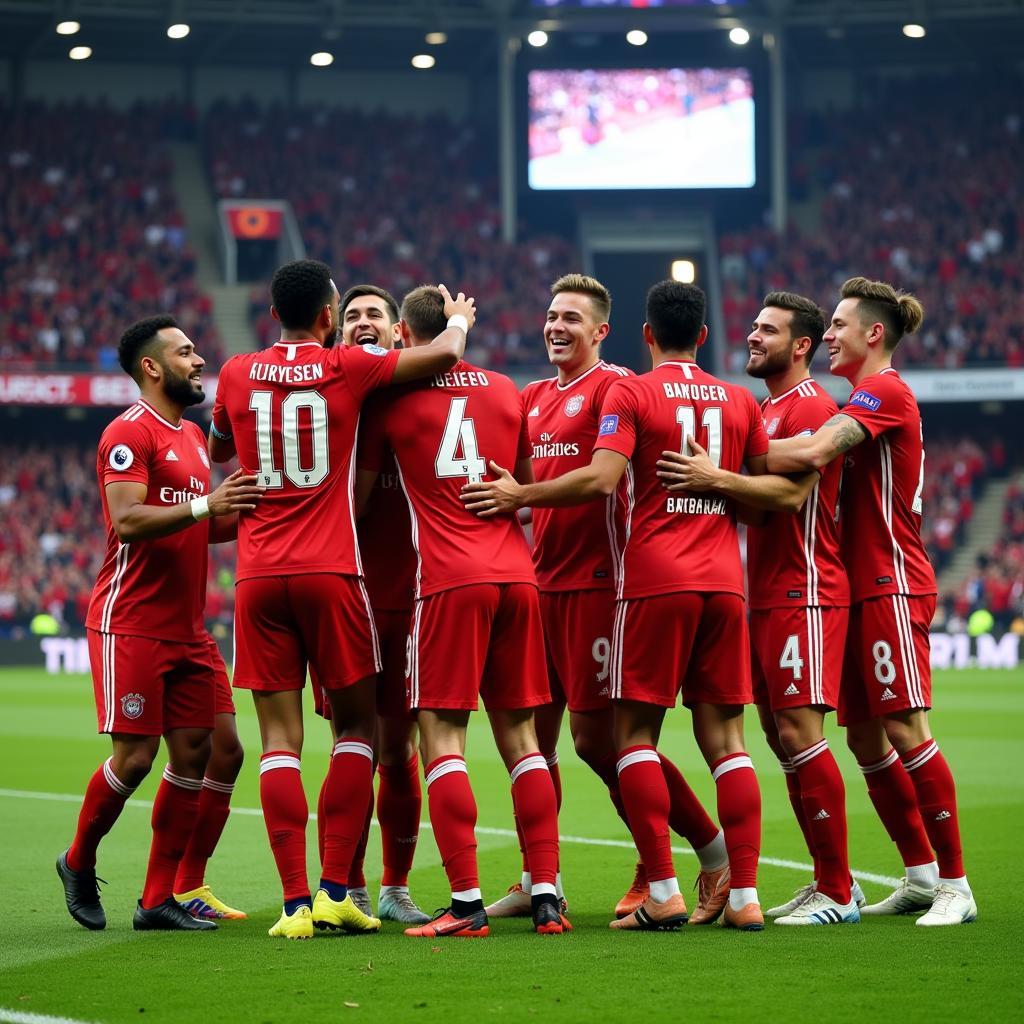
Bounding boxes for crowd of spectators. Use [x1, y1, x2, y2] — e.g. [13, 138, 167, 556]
[0, 101, 222, 370]
[719, 75, 1023, 372]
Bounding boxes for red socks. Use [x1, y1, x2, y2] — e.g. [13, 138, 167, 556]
[141, 767, 202, 909]
[858, 749, 934, 867]
[661, 753, 720, 850]
[321, 739, 374, 887]
[378, 755, 422, 887]
[781, 760, 819, 877]
[710, 752, 761, 890]
[425, 756, 480, 894]
[545, 753, 563, 811]
[347, 795, 374, 889]
[173, 777, 234, 893]
[902, 740, 965, 879]
[510, 754, 560, 891]
[790, 740, 850, 903]
[67, 757, 135, 872]
[259, 751, 310, 902]
[616, 746, 674, 882]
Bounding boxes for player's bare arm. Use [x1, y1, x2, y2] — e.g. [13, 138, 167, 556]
[766, 413, 868, 473]
[105, 468, 264, 542]
[461, 449, 627, 517]
[208, 425, 236, 465]
[656, 437, 818, 513]
[390, 285, 476, 384]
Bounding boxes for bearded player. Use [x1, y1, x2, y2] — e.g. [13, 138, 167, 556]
[487, 274, 730, 924]
[762, 277, 975, 926]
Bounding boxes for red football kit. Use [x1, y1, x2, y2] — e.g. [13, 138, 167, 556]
[85, 399, 216, 735]
[522, 360, 631, 712]
[834, 368, 938, 724]
[360, 360, 547, 712]
[212, 339, 399, 692]
[594, 359, 769, 707]
[748, 378, 850, 711]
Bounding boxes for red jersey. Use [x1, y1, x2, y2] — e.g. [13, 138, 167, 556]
[594, 360, 769, 600]
[86, 400, 210, 643]
[837, 368, 937, 602]
[360, 360, 536, 599]
[357, 439, 416, 612]
[748, 378, 849, 609]
[522, 360, 632, 592]
[212, 340, 399, 582]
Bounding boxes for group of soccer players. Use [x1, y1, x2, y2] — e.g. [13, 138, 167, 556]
[57, 257, 977, 940]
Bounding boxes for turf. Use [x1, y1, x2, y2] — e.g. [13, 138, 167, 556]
[0, 667, 1020, 1024]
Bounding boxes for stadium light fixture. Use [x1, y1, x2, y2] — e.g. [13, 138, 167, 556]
[56, 20, 80, 36]
[729, 27, 750, 46]
[425, 31, 447, 45]
[167, 24, 190, 40]
[411, 53, 436, 69]
[69, 45, 92, 60]
[671, 260, 696, 284]
[527, 30, 549, 48]
[902, 23, 926, 38]
[309, 51, 334, 67]
[626, 30, 648, 47]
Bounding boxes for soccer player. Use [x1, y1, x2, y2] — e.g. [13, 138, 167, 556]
[487, 273, 729, 924]
[210, 260, 473, 940]
[757, 277, 976, 926]
[463, 281, 767, 931]
[656, 292, 862, 925]
[57, 314, 263, 932]
[311, 283, 429, 926]
[357, 285, 565, 938]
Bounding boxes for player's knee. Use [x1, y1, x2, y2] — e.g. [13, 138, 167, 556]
[879, 714, 927, 755]
[117, 747, 157, 787]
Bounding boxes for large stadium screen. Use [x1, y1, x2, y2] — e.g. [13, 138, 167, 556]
[527, 67, 755, 190]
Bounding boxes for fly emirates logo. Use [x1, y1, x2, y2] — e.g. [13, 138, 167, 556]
[160, 475, 207, 505]
[533, 432, 580, 460]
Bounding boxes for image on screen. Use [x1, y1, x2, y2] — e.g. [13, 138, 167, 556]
[527, 67, 755, 190]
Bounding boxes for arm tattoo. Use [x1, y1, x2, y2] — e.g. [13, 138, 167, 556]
[822, 414, 867, 458]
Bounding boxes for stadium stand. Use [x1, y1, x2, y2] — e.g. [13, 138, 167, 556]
[0, 101, 223, 370]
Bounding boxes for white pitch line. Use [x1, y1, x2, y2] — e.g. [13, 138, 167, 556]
[0, 787, 901, 888]
[0, 1011, 100, 1024]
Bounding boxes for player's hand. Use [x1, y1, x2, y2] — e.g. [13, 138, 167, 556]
[655, 437, 720, 493]
[207, 468, 265, 516]
[439, 284, 476, 331]
[460, 461, 523, 516]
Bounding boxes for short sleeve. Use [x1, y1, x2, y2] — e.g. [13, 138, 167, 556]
[744, 391, 770, 459]
[98, 419, 153, 488]
[840, 373, 907, 440]
[357, 394, 391, 474]
[336, 344, 401, 402]
[592, 379, 639, 460]
[211, 363, 233, 440]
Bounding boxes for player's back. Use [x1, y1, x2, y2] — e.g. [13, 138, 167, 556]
[594, 359, 768, 599]
[363, 360, 535, 598]
[212, 339, 398, 581]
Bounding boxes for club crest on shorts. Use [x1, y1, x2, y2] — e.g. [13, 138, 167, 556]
[564, 394, 585, 417]
[197, 445, 210, 469]
[765, 417, 780, 437]
[121, 693, 145, 720]
[109, 444, 134, 471]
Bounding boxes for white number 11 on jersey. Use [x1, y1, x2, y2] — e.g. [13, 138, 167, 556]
[435, 397, 487, 484]
[676, 405, 723, 467]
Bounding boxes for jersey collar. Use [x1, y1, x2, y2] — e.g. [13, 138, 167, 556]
[768, 377, 815, 405]
[556, 360, 605, 391]
[137, 398, 182, 431]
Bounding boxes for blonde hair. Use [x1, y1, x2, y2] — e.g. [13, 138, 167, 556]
[840, 276, 924, 350]
[550, 273, 611, 324]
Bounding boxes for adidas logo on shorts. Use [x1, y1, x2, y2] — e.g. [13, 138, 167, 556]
[784, 683, 799, 696]
[880, 687, 897, 701]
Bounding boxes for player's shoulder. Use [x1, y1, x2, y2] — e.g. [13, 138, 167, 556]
[101, 402, 155, 443]
[779, 377, 839, 411]
[522, 374, 557, 398]
[847, 368, 911, 412]
[597, 360, 633, 379]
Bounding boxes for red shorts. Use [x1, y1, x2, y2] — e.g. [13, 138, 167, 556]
[206, 635, 235, 716]
[611, 592, 752, 708]
[750, 606, 848, 712]
[88, 629, 215, 736]
[540, 589, 615, 713]
[233, 573, 380, 693]
[838, 594, 936, 726]
[407, 583, 550, 712]
[312, 607, 412, 722]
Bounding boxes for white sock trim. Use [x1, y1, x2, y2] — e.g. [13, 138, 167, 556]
[259, 754, 301, 775]
[531, 882, 557, 897]
[859, 748, 899, 774]
[545, 752, 559, 767]
[162, 765, 203, 791]
[425, 757, 468, 788]
[510, 754, 549, 783]
[789, 738, 829, 768]
[729, 886, 758, 910]
[520, 871, 532, 892]
[616, 748, 660, 774]
[695, 830, 729, 872]
[711, 754, 754, 781]
[902, 740, 939, 773]
[202, 777, 235, 794]
[778, 758, 796, 775]
[102, 757, 135, 796]
[649, 877, 680, 902]
[452, 888, 481, 903]
[333, 739, 374, 761]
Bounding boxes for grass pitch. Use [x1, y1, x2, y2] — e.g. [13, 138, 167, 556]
[0, 667, 1020, 1024]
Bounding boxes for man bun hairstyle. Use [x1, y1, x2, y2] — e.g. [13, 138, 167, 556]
[118, 313, 178, 382]
[550, 273, 612, 323]
[401, 285, 447, 341]
[763, 291, 826, 363]
[645, 280, 706, 354]
[840, 276, 924, 351]
[271, 259, 334, 331]
[341, 283, 400, 326]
